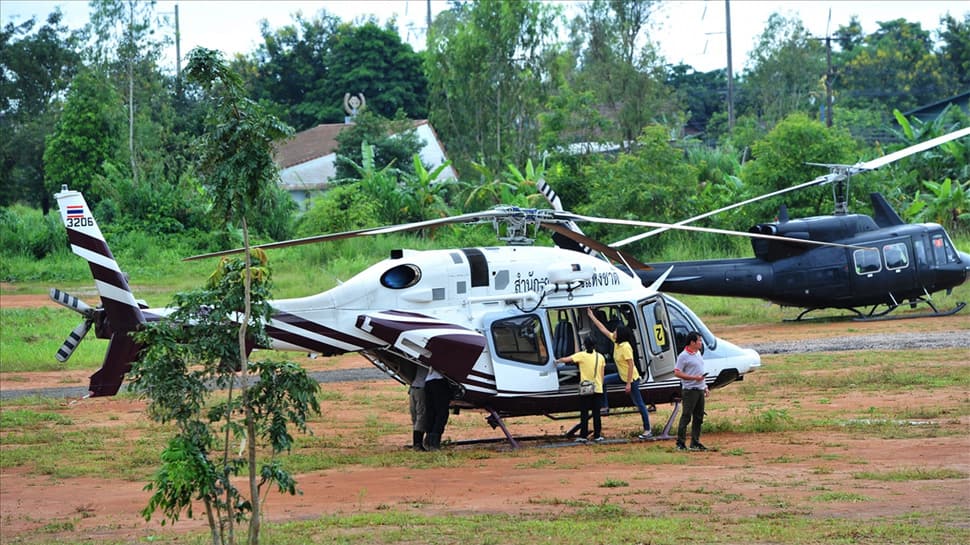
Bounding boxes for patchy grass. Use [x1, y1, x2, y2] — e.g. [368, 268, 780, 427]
[853, 467, 968, 481]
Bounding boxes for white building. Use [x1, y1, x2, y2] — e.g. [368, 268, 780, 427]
[275, 120, 457, 209]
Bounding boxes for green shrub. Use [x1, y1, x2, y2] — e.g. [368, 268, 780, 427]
[0, 205, 67, 259]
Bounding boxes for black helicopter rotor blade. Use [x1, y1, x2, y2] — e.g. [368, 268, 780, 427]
[611, 126, 970, 248]
[557, 212, 873, 251]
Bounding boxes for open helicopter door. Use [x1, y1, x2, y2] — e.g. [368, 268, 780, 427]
[638, 296, 678, 380]
[483, 311, 560, 394]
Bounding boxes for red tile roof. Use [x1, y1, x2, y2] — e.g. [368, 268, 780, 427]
[274, 120, 430, 169]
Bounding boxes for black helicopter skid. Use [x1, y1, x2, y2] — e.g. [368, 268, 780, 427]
[852, 299, 967, 322]
[786, 298, 966, 322]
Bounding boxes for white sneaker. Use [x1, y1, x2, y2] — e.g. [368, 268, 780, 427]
[593, 436, 606, 443]
[638, 431, 653, 440]
[574, 437, 588, 443]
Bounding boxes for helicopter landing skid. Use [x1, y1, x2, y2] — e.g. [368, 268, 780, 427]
[853, 301, 966, 322]
[786, 300, 966, 322]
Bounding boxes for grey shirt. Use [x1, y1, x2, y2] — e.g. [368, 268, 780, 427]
[675, 349, 706, 390]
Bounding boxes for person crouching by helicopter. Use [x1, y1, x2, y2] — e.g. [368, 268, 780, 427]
[556, 336, 605, 443]
[408, 366, 430, 451]
[587, 308, 653, 440]
[673, 331, 709, 452]
[424, 366, 451, 450]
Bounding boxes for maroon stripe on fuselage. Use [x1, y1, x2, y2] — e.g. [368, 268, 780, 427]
[271, 310, 380, 349]
[264, 324, 364, 356]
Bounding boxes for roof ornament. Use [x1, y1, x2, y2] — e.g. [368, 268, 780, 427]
[344, 93, 366, 124]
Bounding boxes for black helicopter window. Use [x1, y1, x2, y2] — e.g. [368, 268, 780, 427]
[380, 264, 421, 289]
[932, 233, 960, 264]
[490, 315, 548, 366]
[883, 243, 909, 270]
[853, 248, 882, 275]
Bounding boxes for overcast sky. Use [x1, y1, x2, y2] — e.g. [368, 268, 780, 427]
[2, 1, 967, 73]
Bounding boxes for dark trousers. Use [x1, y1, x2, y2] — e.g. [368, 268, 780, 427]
[677, 388, 705, 445]
[424, 379, 452, 435]
[578, 394, 602, 438]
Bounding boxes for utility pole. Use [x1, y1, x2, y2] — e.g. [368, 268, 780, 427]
[725, 0, 734, 131]
[824, 34, 833, 127]
[175, 4, 182, 99]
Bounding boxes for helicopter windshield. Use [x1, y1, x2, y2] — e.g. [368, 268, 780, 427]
[931, 231, 961, 265]
[660, 295, 716, 353]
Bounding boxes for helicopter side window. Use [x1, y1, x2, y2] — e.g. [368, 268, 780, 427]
[548, 309, 576, 359]
[490, 315, 548, 366]
[883, 243, 909, 270]
[853, 248, 882, 275]
[932, 233, 960, 264]
[640, 301, 671, 356]
[914, 239, 927, 267]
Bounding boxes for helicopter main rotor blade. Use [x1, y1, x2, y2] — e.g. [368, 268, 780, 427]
[559, 212, 873, 251]
[183, 209, 531, 261]
[611, 126, 970, 248]
[859, 126, 970, 170]
[610, 174, 830, 248]
[542, 223, 651, 270]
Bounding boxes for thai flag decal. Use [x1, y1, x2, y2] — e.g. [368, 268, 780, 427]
[66, 205, 84, 218]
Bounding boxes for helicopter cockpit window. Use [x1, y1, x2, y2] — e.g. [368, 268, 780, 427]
[853, 248, 882, 275]
[931, 233, 960, 264]
[663, 296, 716, 354]
[883, 243, 909, 270]
[490, 315, 548, 366]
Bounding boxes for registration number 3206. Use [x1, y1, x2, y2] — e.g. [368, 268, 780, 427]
[66, 216, 95, 228]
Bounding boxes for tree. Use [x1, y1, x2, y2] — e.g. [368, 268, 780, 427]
[333, 109, 424, 179]
[566, 0, 680, 145]
[837, 19, 946, 112]
[0, 9, 81, 210]
[425, 0, 560, 175]
[244, 14, 427, 131]
[87, 0, 167, 183]
[43, 68, 125, 202]
[740, 113, 859, 221]
[738, 13, 824, 126]
[310, 20, 428, 121]
[244, 10, 342, 130]
[666, 64, 727, 139]
[577, 125, 698, 255]
[939, 13, 970, 93]
[132, 47, 305, 545]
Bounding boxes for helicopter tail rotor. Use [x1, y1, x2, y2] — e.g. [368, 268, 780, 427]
[49, 288, 98, 362]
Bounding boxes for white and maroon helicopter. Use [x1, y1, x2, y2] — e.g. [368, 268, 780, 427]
[50, 186, 811, 446]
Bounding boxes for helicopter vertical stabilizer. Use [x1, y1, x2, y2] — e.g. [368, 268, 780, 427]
[869, 192, 906, 228]
[54, 186, 146, 396]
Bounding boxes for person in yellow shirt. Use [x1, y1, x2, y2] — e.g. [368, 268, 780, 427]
[588, 308, 653, 440]
[556, 336, 606, 443]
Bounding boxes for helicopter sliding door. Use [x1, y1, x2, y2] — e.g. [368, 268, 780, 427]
[849, 239, 916, 303]
[639, 297, 677, 380]
[484, 312, 560, 394]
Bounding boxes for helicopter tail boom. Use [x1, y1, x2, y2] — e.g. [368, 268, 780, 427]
[54, 186, 146, 396]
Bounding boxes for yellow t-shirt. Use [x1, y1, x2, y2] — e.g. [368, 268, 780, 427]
[610, 332, 640, 383]
[569, 350, 605, 393]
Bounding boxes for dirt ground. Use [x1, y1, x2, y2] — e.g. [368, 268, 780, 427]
[1, 293, 968, 543]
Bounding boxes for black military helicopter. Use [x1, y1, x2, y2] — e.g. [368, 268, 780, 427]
[545, 128, 970, 321]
